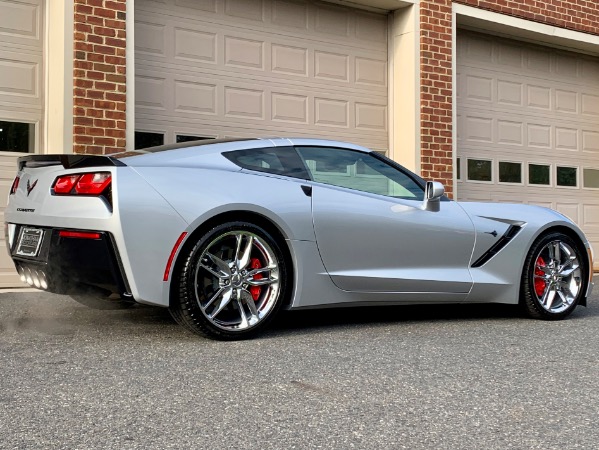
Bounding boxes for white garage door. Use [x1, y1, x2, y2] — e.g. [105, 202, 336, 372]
[0, 0, 44, 286]
[457, 31, 599, 266]
[135, 0, 388, 151]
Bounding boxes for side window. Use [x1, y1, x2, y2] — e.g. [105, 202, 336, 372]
[223, 146, 310, 179]
[296, 146, 424, 200]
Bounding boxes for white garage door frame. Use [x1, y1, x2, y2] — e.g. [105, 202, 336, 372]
[453, 4, 599, 270]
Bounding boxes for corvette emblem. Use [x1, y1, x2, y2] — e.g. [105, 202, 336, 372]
[26, 179, 38, 197]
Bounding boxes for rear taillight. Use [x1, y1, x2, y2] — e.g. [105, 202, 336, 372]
[52, 172, 111, 195]
[58, 230, 101, 239]
[10, 176, 20, 195]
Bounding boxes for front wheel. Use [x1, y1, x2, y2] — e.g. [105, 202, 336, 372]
[521, 232, 587, 320]
[170, 221, 289, 340]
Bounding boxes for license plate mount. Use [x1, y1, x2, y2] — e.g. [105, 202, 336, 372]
[15, 227, 44, 257]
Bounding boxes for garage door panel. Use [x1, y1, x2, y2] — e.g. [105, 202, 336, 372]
[135, 11, 387, 95]
[138, 0, 385, 50]
[136, 0, 388, 150]
[459, 67, 599, 112]
[0, 50, 42, 107]
[460, 109, 599, 160]
[136, 52, 387, 97]
[136, 69, 387, 119]
[0, 0, 43, 47]
[458, 58, 597, 90]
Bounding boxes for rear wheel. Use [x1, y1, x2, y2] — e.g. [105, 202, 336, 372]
[521, 232, 587, 320]
[170, 221, 288, 340]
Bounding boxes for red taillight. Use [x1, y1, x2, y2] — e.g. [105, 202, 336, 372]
[54, 175, 80, 194]
[59, 230, 101, 239]
[75, 173, 111, 194]
[53, 172, 111, 196]
[10, 176, 20, 195]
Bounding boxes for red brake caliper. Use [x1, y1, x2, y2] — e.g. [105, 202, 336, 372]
[249, 258, 263, 301]
[534, 256, 547, 297]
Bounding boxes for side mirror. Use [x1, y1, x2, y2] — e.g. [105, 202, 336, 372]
[422, 181, 445, 212]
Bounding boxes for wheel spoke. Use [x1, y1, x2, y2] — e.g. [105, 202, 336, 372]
[558, 256, 574, 274]
[246, 276, 278, 287]
[234, 234, 243, 264]
[552, 241, 561, 264]
[204, 287, 225, 309]
[236, 295, 249, 329]
[237, 235, 254, 270]
[240, 289, 259, 318]
[558, 264, 579, 278]
[203, 253, 231, 277]
[209, 288, 233, 319]
[247, 266, 275, 278]
[542, 287, 556, 310]
[536, 265, 551, 276]
[559, 242, 571, 260]
[557, 290, 570, 306]
[200, 263, 226, 280]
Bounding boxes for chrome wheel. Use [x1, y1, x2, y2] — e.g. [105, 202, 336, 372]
[532, 239, 582, 314]
[195, 231, 280, 331]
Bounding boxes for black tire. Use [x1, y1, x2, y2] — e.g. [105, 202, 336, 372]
[520, 231, 587, 320]
[169, 221, 289, 340]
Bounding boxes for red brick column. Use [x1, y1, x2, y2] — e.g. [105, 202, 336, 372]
[420, 0, 454, 197]
[73, 0, 127, 155]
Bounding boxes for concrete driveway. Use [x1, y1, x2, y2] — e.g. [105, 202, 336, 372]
[1, 290, 598, 449]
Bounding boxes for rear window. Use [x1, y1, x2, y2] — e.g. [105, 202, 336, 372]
[223, 146, 310, 180]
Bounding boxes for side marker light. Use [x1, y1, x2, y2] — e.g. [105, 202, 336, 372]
[164, 232, 188, 282]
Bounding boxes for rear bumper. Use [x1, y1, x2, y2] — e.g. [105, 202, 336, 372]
[7, 224, 133, 301]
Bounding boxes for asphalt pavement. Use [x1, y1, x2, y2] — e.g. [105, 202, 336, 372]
[1, 290, 598, 449]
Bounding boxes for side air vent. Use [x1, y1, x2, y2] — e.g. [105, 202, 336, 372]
[471, 225, 523, 268]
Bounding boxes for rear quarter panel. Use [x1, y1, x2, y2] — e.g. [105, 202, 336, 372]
[129, 166, 316, 307]
[130, 167, 315, 242]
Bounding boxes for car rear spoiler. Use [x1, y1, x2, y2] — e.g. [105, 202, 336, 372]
[18, 154, 127, 171]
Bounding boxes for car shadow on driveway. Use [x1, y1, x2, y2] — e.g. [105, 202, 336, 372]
[266, 299, 598, 337]
[1, 291, 596, 339]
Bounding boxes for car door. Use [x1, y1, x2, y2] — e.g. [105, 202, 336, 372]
[296, 146, 475, 294]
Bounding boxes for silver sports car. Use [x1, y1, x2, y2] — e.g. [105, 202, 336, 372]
[5, 138, 594, 339]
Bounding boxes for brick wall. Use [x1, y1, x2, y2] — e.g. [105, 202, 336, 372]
[420, 0, 454, 196]
[73, 0, 127, 155]
[458, 0, 599, 33]
[419, 0, 599, 197]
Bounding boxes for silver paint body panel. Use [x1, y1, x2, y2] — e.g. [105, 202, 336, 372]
[5, 138, 594, 308]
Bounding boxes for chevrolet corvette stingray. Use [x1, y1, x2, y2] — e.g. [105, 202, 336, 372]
[5, 138, 594, 339]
